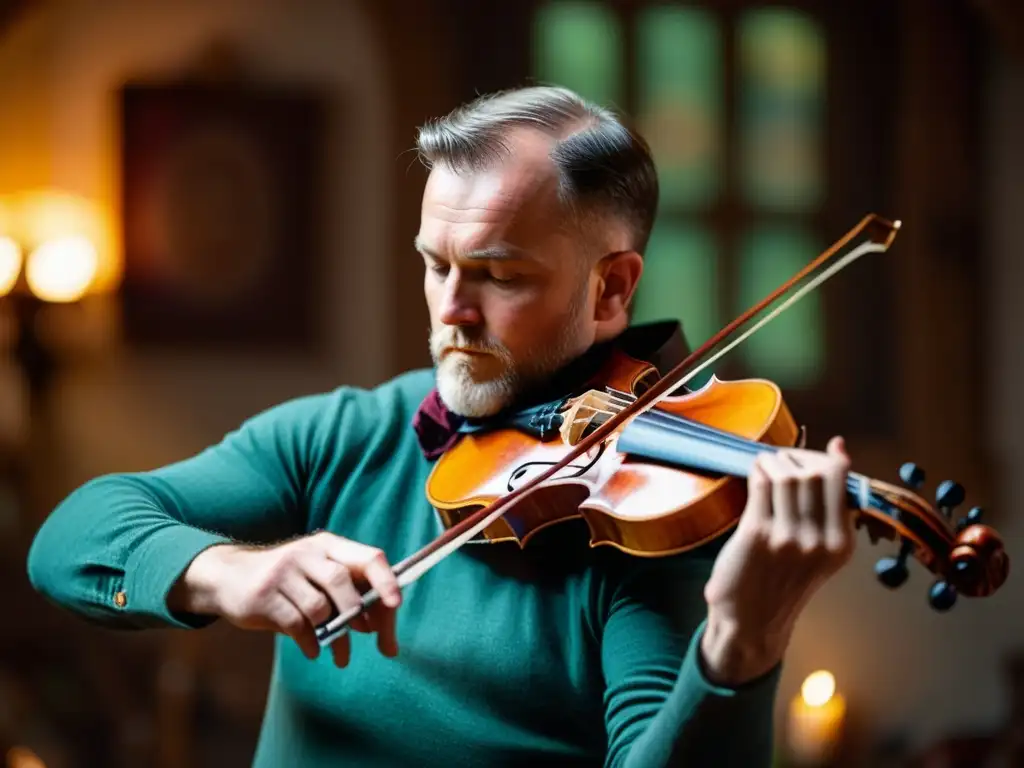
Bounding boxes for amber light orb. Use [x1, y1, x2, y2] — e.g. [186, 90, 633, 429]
[24, 234, 98, 303]
[0, 236, 22, 297]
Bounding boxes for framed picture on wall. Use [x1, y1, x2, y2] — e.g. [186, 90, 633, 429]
[118, 80, 328, 352]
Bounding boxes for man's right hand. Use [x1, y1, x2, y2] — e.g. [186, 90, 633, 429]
[168, 532, 402, 667]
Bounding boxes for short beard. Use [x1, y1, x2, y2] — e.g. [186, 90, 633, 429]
[429, 285, 589, 418]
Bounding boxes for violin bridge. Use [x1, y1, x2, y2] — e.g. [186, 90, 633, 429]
[559, 391, 614, 446]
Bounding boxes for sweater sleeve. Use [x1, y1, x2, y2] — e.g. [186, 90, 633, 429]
[598, 546, 781, 768]
[26, 390, 350, 632]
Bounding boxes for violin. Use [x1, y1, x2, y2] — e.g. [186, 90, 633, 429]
[315, 214, 1009, 647]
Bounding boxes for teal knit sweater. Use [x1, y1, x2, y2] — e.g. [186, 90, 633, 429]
[27, 368, 780, 767]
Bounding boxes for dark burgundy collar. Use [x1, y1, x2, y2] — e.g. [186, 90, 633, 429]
[411, 388, 465, 460]
[412, 320, 690, 460]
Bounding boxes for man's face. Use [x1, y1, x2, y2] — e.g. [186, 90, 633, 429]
[416, 131, 598, 417]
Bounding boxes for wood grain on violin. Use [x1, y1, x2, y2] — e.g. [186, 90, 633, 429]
[427, 350, 800, 557]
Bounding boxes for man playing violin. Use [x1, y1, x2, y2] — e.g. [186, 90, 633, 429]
[28, 85, 855, 767]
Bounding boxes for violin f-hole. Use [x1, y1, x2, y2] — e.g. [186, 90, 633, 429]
[505, 443, 607, 493]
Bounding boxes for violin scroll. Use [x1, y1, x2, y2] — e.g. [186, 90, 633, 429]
[860, 463, 1008, 611]
[948, 522, 1009, 598]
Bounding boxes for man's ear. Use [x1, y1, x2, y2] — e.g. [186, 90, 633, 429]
[593, 250, 643, 323]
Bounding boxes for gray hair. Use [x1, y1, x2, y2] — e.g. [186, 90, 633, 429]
[415, 85, 659, 255]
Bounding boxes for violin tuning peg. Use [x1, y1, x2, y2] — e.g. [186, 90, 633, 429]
[874, 539, 913, 589]
[929, 580, 958, 612]
[956, 505, 985, 532]
[899, 462, 925, 490]
[875, 556, 909, 588]
[936, 480, 965, 513]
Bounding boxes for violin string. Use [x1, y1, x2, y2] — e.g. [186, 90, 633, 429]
[640, 409, 769, 457]
[573, 394, 876, 509]
[576, 392, 775, 460]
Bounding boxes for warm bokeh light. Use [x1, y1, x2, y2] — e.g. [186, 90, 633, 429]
[0, 191, 117, 293]
[800, 670, 836, 707]
[0, 235, 22, 296]
[25, 235, 98, 302]
[5, 745, 47, 768]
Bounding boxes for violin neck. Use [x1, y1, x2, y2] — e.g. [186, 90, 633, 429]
[615, 409, 876, 511]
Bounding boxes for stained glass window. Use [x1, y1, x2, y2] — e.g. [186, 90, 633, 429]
[636, 6, 722, 209]
[738, 9, 825, 210]
[737, 225, 825, 387]
[532, 2, 828, 391]
[532, 1, 623, 107]
[631, 222, 718, 347]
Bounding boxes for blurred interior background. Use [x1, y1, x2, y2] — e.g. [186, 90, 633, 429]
[1, 0, 1022, 766]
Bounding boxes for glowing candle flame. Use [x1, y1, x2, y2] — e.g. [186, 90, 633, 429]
[800, 670, 836, 707]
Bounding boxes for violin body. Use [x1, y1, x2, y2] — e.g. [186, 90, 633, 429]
[426, 350, 801, 556]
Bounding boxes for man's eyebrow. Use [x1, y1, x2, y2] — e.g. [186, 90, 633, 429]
[414, 236, 526, 261]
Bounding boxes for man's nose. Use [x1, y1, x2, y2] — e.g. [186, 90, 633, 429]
[437, 273, 482, 326]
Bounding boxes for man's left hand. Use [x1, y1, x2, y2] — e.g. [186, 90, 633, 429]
[699, 436, 854, 686]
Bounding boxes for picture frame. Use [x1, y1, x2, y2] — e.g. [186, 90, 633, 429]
[119, 81, 328, 352]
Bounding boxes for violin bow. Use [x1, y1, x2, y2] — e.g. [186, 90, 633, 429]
[315, 213, 902, 647]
